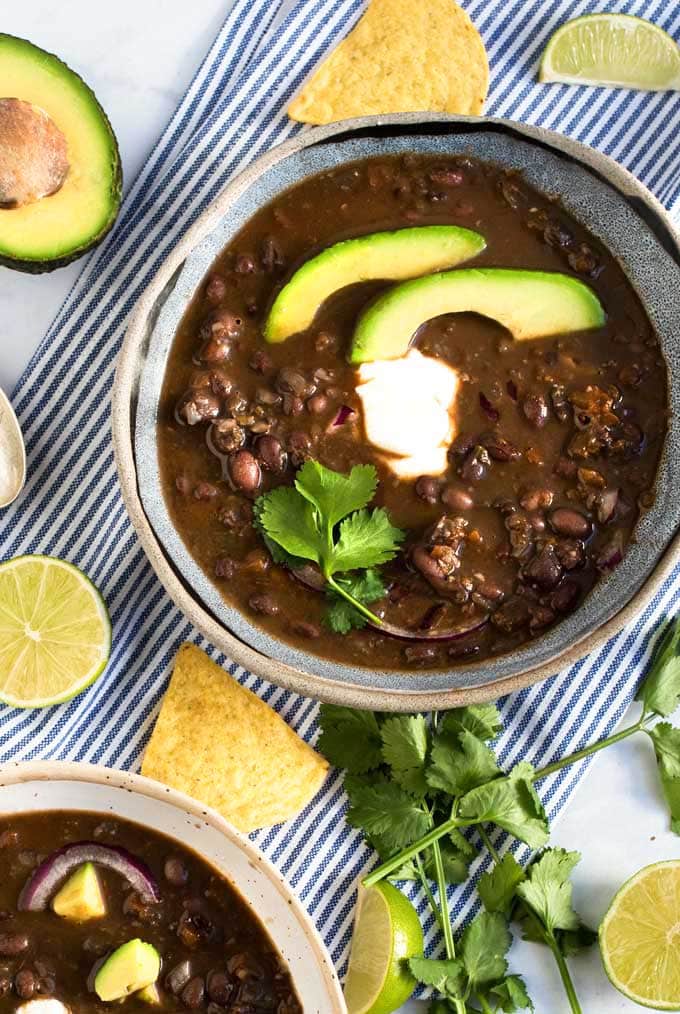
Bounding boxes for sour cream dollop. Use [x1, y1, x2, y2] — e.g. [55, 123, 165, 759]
[16, 1002, 70, 1014]
[355, 348, 459, 479]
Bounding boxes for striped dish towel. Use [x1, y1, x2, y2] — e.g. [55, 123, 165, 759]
[1, 0, 680, 980]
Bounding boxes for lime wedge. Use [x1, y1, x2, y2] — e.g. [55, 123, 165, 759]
[540, 14, 680, 91]
[0, 555, 110, 708]
[344, 881, 423, 1014]
[600, 859, 680, 1009]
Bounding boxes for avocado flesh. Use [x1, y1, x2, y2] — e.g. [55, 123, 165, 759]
[350, 268, 606, 364]
[264, 225, 486, 342]
[52, 862, 106, 921]
[0, 34, 122, 272]
[137, 982, 161, 1005]
[94, 939, 161, 1002]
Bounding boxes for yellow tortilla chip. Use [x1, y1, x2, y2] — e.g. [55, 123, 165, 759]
[142, 643, 329, 833]
[288, 0, 489, 125]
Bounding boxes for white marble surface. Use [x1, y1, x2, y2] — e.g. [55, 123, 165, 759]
[0, 5, 677, 1012]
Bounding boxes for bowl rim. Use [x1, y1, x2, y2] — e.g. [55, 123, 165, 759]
[0, 758, 347, 1013]
[112, 111, 680, 711]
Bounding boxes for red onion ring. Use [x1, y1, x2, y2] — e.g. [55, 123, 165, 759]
[18, 842, 160, 911]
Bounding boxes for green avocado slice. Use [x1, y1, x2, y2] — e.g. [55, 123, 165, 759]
[349, 267, 606, 364]
[264, 225, 486, 343]
[94, 939, 161, 1002]
[0, 34, 122, 273]
[52, 862, 106, 921]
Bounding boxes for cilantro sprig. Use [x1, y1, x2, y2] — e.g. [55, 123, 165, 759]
[317, 616, 680, 1014]
[254, 461, 404, 631]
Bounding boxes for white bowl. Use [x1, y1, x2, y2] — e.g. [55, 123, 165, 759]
[0, 761, 346, 1014]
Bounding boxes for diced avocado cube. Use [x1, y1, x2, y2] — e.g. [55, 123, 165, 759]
[94, 939, 161, 1002]
[52, 862, 106, 922]
[136, 982, 161, 1005]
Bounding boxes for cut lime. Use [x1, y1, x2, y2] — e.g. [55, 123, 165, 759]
[600, 860, 680, 1009]
[344, 881, 423, 1014]
[540, 14, 680, 91]
[0, 555, 110, 708]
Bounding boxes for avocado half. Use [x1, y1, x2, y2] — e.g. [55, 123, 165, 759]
[0, 34, 122, 272]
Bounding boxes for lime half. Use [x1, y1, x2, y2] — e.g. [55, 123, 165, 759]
[344, 881, 423, 1014]
[600, 859, 680, 1009]
[540, 14, 680, 90]
[0, 555, 110, 708]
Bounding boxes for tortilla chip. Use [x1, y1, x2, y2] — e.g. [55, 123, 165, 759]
[141, 643, 329, 833]
[288, 0, 489, 125]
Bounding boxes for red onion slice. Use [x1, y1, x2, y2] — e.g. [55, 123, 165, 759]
[330, 405, 356, 428]
[18, 842, 160, 911]
[291, 566, 488, 642]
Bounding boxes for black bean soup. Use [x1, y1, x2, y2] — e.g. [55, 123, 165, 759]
[158, 154, 667, 670]
[0, 812, 301, 1012]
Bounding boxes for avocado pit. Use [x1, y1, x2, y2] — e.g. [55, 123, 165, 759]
[0, 97, 69, 208]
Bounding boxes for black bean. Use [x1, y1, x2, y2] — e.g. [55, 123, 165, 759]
[288, 431, 313, 468]
[255, 435, 287, 474]
[193, 481, 219, 501]
[522, 393, 549, 428]
[164, 856, 189, 887]
[15, 969, 36, 1000]
[198, 338, 232, 364]
[209, 419, 245, 455]
[176, 388, 222, 426]
[276, 367, 315, 399]
[166, 961, 193, 995]
[519, 488, 553, 511]
[523, 544, 563, 591]
[550, 508, 592, 539]
[249, 594, 279, 617]
[0, 831, 18, 848]
[203, 309, 243, 340]
[235, 252, 256, 274]
[307, 393, 329, 415]
[292, 620, 320, 639]
[491, 597, 531, 632]
[249, 349, 272, 374]
[37, 975, 56, 994]
[214, 557, 237, 580]
[460, 446, 490, 483]
[228, 450, 261, 493]
[551, 580, 580, 612]
[0, 975, 10, 998]
[206, 970, 235, 1005]
[260, 235, 284, 271]
[205, 276, 226, 305]
[442, 485, 474, 511]
[0, 933, 28, 956]
[482, 433, 521, 462]
[181, 976, 206, 1008]
[415, 476, 440, 505]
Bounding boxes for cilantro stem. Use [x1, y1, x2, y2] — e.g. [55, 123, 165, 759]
[325, 573, 383, 625]
[415, 853, 444, 933]
[546, 932, 582, 1014]
[532, 718, 644, 780]
[478, 997, 493, 1014]
[477, 826, 501, 865]
[431, 825, 466, 1014]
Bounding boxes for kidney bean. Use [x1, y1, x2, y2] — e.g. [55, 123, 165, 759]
[523, 544, 563, 590]
[474, 578, 505, 603]
[228, 450, 261, 493]
[519, 488, 553, 511]
[491, 596, 531, 632]
[14, 969, 36, 1000]
[550, 508, 592, 539]
[255, 435, 287, 474]
[164, 856, 189, 887]
[0, 933, 28, 956]
[205, 275, 226, 304]
[415, 476, 440, 505]
[522, 393, 549, 428]
[442, 485, 474, 511]
[249, 594, 280, 617]
[193, 481, 219, 501]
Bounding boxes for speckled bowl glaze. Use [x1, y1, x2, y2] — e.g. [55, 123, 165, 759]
[113, 113, 680, 711]
[0, 761, 345, 1013]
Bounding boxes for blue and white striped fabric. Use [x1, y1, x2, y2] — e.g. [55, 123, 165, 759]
[1, 0, 680, 979]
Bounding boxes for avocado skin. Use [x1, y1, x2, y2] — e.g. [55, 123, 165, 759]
[0, 34, 123, 274]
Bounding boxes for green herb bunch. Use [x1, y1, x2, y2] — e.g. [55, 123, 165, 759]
[254, 460, 404, 631]
[318, 618, 680, 1014]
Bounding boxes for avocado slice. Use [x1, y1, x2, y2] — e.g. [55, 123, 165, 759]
[264, 225, 486, 343]
[52, 862, 106, 921]
[137, 982, 161, 1005]
[94, 940, 161, 1002]
[0, 34, 122, 273]
[349, 267, 605, 364]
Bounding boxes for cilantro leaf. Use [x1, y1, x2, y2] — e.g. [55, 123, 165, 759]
[424, 835, 471, 885]
[331, 508, 405, 572]
[479, 853, 526, 916]
[427, 726, 500, 796]
[459, 762, 549, 849]
[647, 722, 680, 833]
[461, 911, 511, 987]
[516, 849, 582, 936]
[381, 715, 430, 797]
[317, 704, 383, 773]
[488, 975, 534, 1012]
[560, 923, 598, 957]
[346, 782, 430, 851]
[255, 486, 322, 562]
[428, 1002, 454, 1014]
[294, 460, 377, 530]
[637, 618, 680, 717]
[409, 957, 466, 999]
[441, 704, 503, 743]
[325, 570, 386, 634]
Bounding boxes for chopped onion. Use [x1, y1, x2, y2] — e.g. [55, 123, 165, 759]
[330, 404, 356, 428]
[596, 532, 624, 572]
[18, 842, 160, 911]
